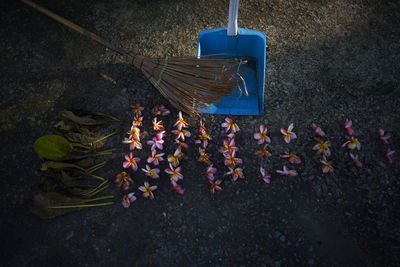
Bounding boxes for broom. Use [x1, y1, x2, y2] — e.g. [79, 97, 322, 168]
[21, 0, 247, 114]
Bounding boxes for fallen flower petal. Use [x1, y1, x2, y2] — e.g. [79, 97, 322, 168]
[321, 156, 334, 174]
[342, 136, 361, 150]
[224, 167, 244, 181]
[276, 165, 298, 177]
[221, 117, 240, 134]
[152, 117, 164, 131]
[171, 129, 191, 142]
[147, 150, 165, 165]
[123, 152, 141, 171]
[344, 119, 354, 136]
[170, 184, 184, 195]
[175, 140, 189, 149]
[164, 163, 183, 182]
[378, 128, 391, 145]
[199, 119, 207, 133]
[139, 181, 157, 200]
[132, 116, 143, 127]
[123, 137, 142, 151]
[141, 164, 160, 179]
[152, 104, 171, 116]
[167, 147, 183, 167]
[128, 126, 140, 140]
[146, 137, 164, 151]
[174, 111, 189, 130]
[130, 104, 144, 115]
[260, 167, 271, 183]
[205, 164, 217, 179]
[280, 123, 297, 143]
[385, 148, 395, 164]
[253, 124, 271, 144]
[280, 152, 302, 164]
[195, 131, 212, 148]
[254, 144, 272, 158]
[312, 138, 331, 157]
[311, 123, 326, 137]
[115, 171, 133, 190]
[219, 138, 239, 156]
[349, 153, 363, 168]
[197, 147, 212, 165]
[223, 150, 243, 168]
[122, 192, 137, 208]
[210, 179, 222, 194]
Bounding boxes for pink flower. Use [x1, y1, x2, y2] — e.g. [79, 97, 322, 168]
[170, 184, 184, 195]
[199, 120, 207, 133]
[132, 115, 143, 127]
[174, 140, 189, 149]
[209, 180, 222, 194]
[280, 152, 302, 164]
[156, 130, 166, 140]
[128, 126, 140, 140]
[254, 144, 272, 158]
[121, 192, 136, 208]
[385, 148, 395, 164]
[260, 167, 271, 183]
[122, 137, 142, 150]
[174, 111, 189, 130]
[139, 181, 157, 200]
[115, 171, 133, 190]
[253, 125, 271, 144]
[219, 138, 238, 156]
[152, 117, 164, 131]
[164, 163, 183, 182]
[227, 132, 236, 139]
[122, 152, 141, 171]
[152, 104, 170, 116]
[171, 129, 191, 142]
[141, 164, 160, 179]
[197, 147, 211, 165]
[147, 150, 165, 165]
[205, 165, 217, 180]
[344, 119, 354, 136]
[280, 123, 297, 143]
[276, 165, 298, 177]
[224, 167, 244, 181]
[221, 117, 240, 133]
[146, 136, 164, 151]
[349, 153, 363, 168]
[321, 156, 334, 174]
[195, 131, 212, 148]
[223, 150, 243, 168]
[167, 147, 184, 167]
[311, 123, 325, 137]
[342, 136, 361, 150]
[130, 104, 144, 115]
[378, 128, 390, 145]
[312, 139, 331, 157]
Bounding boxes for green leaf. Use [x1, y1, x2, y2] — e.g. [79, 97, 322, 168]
[34, 135, 73, 160]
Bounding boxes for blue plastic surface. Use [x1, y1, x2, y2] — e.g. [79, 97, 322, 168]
[197, 27, 266, 115]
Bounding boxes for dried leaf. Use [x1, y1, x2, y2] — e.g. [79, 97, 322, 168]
[58, 110, 119, 126]
[34, 135, 74, 160]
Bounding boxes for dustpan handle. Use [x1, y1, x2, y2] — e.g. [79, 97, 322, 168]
[227, 0, 239, 36]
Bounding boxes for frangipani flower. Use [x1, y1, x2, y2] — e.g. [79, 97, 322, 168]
[115, 171, 133, 190]
[311, 123, 325, 137]
[280, 152, 302, 164]
[171, 129, 191, 141]
[344, 119, 354, 136]
[156, 131, 166, 140]
[147, 150, 165, 165]
[312, 139, 331, 157]
[122, 192, 136, 208]
[349, 153, 363, 168]
[152, 104, 170, 116]
[175, 140, 189, 149]
[321, 156, 334, 174]
[170, 184, 184, 195]
[130, 104, 144, 115]
[205, 165, 217, 180]
[253, 125, 271, 144]
[174, 111, 189, 130]
[227, 132, 236, 140]
[132, 116, 143, 127]
[221, 117, 240, 133]
[254, 144, 272, 158]
[199, 120, 207, 133]
[219, 138, 238, 155]
[139, 181, 157, 200]
[167, 147, 183, 167]
[342, 136, 361, 150]
[280, 123, 297, 143]
[123, 137, 142, 150]
[164, 163, 183, 182]
[128, 126, 140, 140]
[223, 150, 243, 168]
[195, 131, 212, 148]
[276, 165, 298, 177]
[224, 167, 244, 181]
[141, 164, 160, 179]
[197, 147, 211, 165]
[123, 153, 141, 171]
[152, 117, 164, 131]
[260, 167, 271, 183]
[386, 148, 395, 164]
[378, 129, 390, 145]
[146, 136, 164, 151]
[209, 179, 222, 194]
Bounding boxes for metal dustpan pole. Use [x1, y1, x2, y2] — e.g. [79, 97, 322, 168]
[227, 0, 239, 37]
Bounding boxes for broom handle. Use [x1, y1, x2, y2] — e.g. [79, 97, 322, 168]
[20, 0, 131, 58]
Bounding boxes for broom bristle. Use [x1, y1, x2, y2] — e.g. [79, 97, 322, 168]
[130, 55, 247, 114]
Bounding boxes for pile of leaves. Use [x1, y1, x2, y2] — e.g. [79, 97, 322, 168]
[31, 110, 120, 219]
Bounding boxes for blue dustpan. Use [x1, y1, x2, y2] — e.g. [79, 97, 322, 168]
[197, 0, 266, 115]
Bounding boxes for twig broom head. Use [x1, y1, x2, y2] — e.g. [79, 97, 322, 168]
[128, 55, 247, 114]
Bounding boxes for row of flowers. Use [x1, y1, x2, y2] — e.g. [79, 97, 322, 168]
[116, 104, 397, 207]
